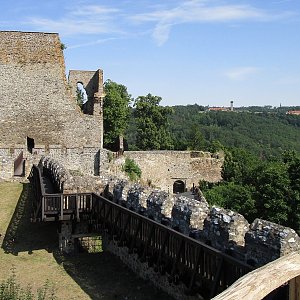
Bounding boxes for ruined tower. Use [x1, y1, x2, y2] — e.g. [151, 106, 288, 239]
[0, 31, 104, 178]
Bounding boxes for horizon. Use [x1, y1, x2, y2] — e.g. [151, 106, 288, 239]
[2, 0, 300, 107]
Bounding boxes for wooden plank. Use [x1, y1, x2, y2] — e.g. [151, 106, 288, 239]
[60, 194, 64, 220]
[212, 252, 300, 300]
[210, 257, 224, 299]
[289, 275, 300, 300]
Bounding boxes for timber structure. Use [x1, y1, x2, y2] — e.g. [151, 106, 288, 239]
[29, 164, 253, 299]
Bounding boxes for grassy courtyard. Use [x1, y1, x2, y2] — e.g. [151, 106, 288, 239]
[0, 181, 172, 300]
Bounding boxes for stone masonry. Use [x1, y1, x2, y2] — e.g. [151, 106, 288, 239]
[124, 150, 223, 192]
[0, 31, 105, 179]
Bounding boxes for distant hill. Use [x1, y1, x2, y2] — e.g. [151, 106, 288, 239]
[169, 104, 300, 157]
[126, 104, 300, 157]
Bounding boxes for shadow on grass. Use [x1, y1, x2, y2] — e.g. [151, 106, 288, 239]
[53, 251, 174, 300]
[1, 183, 173, 300]
[1, 183, 57, 255]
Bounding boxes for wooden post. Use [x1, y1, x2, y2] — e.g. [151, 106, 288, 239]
[289, 275, 300, 300]
[41, 196, 45, 221]
[76, 194, 80, 221]
[60, 194, 64, 220]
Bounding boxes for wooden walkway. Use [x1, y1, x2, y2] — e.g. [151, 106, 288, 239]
[28, 164, 293, 300]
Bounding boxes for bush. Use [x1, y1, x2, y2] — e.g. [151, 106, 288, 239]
[0, 268, 56, 300]
[122, 158, 141, 181]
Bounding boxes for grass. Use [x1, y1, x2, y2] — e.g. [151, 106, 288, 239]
[0, 182, 173, 300]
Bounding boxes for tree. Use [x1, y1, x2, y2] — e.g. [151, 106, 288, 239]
[204, 182, 257, 221]
[252, 161, 291, 225]
[188, 126, 207, 150]
[103, 80, 132, 148]
[134, 94, 174, 150]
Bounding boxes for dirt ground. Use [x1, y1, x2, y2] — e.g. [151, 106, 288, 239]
[0, 181, 173, 300]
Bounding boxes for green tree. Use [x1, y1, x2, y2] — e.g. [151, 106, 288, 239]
[221, 148, 259, 184]
[204, 182, 257, 221]
[188, 126, 206, 150]
[134, 94, 174, 150]
[103, 80, 132, 147]
[252, 161, 291, 225]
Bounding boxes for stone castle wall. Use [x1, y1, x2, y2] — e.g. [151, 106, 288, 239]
[0, 31, 103, 148]
[124, 151, 223, 192]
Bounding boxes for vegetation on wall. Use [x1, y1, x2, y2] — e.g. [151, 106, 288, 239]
[122, 158, 142, 181]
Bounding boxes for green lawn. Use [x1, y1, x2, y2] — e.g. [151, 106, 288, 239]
[0, 181, 173, 300]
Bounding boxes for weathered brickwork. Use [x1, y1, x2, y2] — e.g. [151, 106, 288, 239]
[0, 31, 103, 148]
[124, 151, 223, 192]
[0, 31, 105, 179]
[68, 69, 104, 118]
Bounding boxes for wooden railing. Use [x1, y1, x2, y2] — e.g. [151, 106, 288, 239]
[29, 164, 254, 299]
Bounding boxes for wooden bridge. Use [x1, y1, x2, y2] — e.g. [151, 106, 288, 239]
[29, 164, 293, 299]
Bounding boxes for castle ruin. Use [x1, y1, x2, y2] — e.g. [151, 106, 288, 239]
[0, 31, 105, 179]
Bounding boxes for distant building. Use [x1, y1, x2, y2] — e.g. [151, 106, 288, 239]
[286, 110, 300, 115]
[208, 107, 229, 112]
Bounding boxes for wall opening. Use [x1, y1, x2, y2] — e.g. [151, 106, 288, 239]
[173, 180, 185, 194]
[14, 151, 25, 177]
[76, 82, 90, 114]
[75, 236, 102, 253]
[27, 137, 35, 154]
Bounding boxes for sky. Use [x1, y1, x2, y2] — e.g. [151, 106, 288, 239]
[2, 0, 300, 107]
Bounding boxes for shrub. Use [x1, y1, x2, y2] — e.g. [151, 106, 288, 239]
[122, 158, 141, 181]
[0, 268, 56, 300]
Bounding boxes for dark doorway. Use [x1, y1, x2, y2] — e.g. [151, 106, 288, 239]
[27, 137, 35, 154]
[173, 180, 185, 194]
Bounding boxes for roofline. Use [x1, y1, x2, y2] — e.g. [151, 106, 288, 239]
[0, 30, 59, 35]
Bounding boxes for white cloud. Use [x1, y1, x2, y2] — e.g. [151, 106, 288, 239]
[131, 0, 292, 45]
[225, 67, 260, 80]
[67, 37, 119, 49]
[28, 17, 116, 35]
[26, 4, 122, 36]
[70, 5, 119, 17]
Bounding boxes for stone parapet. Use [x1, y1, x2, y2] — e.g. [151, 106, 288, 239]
[171, 195, 209, 235]
[245, 219, 300, 266]
[40, 159, 300, 268]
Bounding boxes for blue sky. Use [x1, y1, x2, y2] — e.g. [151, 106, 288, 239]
[2, 0, 300, 107]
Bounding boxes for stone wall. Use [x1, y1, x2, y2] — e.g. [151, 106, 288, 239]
[38, 160, 300, 269]
[105, 179, 300, 267]
[68, 69, 104, 119]
[124, 151, 223, 192]
[0, 31, 103, 149]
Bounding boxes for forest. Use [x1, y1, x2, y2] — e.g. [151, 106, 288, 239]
[103, 80, 300, 232]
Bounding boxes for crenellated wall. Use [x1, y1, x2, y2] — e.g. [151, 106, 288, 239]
[108, 179, 300, 267]
[40, 157, 300, 268]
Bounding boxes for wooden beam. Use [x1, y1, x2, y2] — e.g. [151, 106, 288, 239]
[290, 275, 300, 300]
[212, 252, 300, 300]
